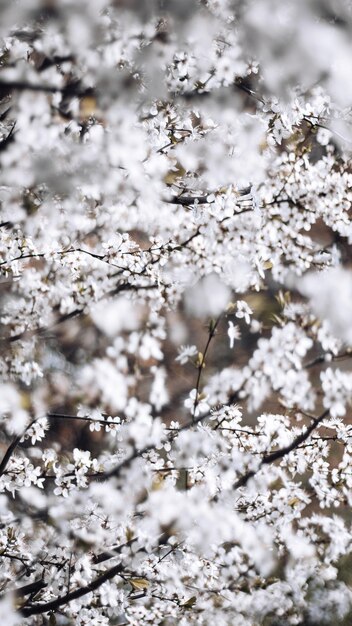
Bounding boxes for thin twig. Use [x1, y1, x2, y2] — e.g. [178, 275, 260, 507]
[192, 315, 222, 422]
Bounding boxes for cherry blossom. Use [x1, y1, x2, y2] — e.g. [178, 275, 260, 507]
[0, 1, 352, 625]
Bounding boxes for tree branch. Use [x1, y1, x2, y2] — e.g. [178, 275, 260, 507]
[0, 78, 90, 97]
[20, 562, 124, 617]
[0, 435, 23, 477]
[192, 315, 222, 422]
[234, 409, 330, 489]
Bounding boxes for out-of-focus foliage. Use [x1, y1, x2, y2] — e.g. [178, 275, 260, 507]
[0, 1, 352, 624]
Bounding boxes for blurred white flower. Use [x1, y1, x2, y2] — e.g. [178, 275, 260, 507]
[228, 321, 241, 348]
[184, 274, 231, 318]
[175, 344, 198, 364]
[299, 268, 352, 345]
[184, 389, 210, 417]
[236, 300, 253, 324]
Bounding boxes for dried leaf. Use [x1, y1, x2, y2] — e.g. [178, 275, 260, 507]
[129, 578, 149, 591]
[181, 596, 197, 609]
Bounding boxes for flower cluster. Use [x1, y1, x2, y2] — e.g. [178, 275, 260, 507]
[0, 1, 352, 625]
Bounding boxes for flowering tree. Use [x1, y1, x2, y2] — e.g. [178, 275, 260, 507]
[1, 1, 352, 624]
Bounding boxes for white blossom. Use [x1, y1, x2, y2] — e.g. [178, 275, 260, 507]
[175, 344, 198, 365]
[227, 321, 241, 348]
[235, 300, 253, 325]
[0, 2, 351, 624]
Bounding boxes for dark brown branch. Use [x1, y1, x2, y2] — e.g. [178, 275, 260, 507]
[47, 412, 122, 431]
[103, 410, 215, 481]
[0, 424, 30, 476]
[92, 538, 136, 565]
[0, 122, 16, 153]
[166, 189, 255, 209]
[166, 195, 210, 206]
[4, 281, 158, 344]
[15, 579, 47, 598]
[304, 350, 352, 370]
[0, 78, 91, 98]
[172, 76, 263, 104]
[0, 436, 22, 477]
[20, 562, 124, 617]
[234, 409, 329, 489]
[26, 410, 215, 487]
